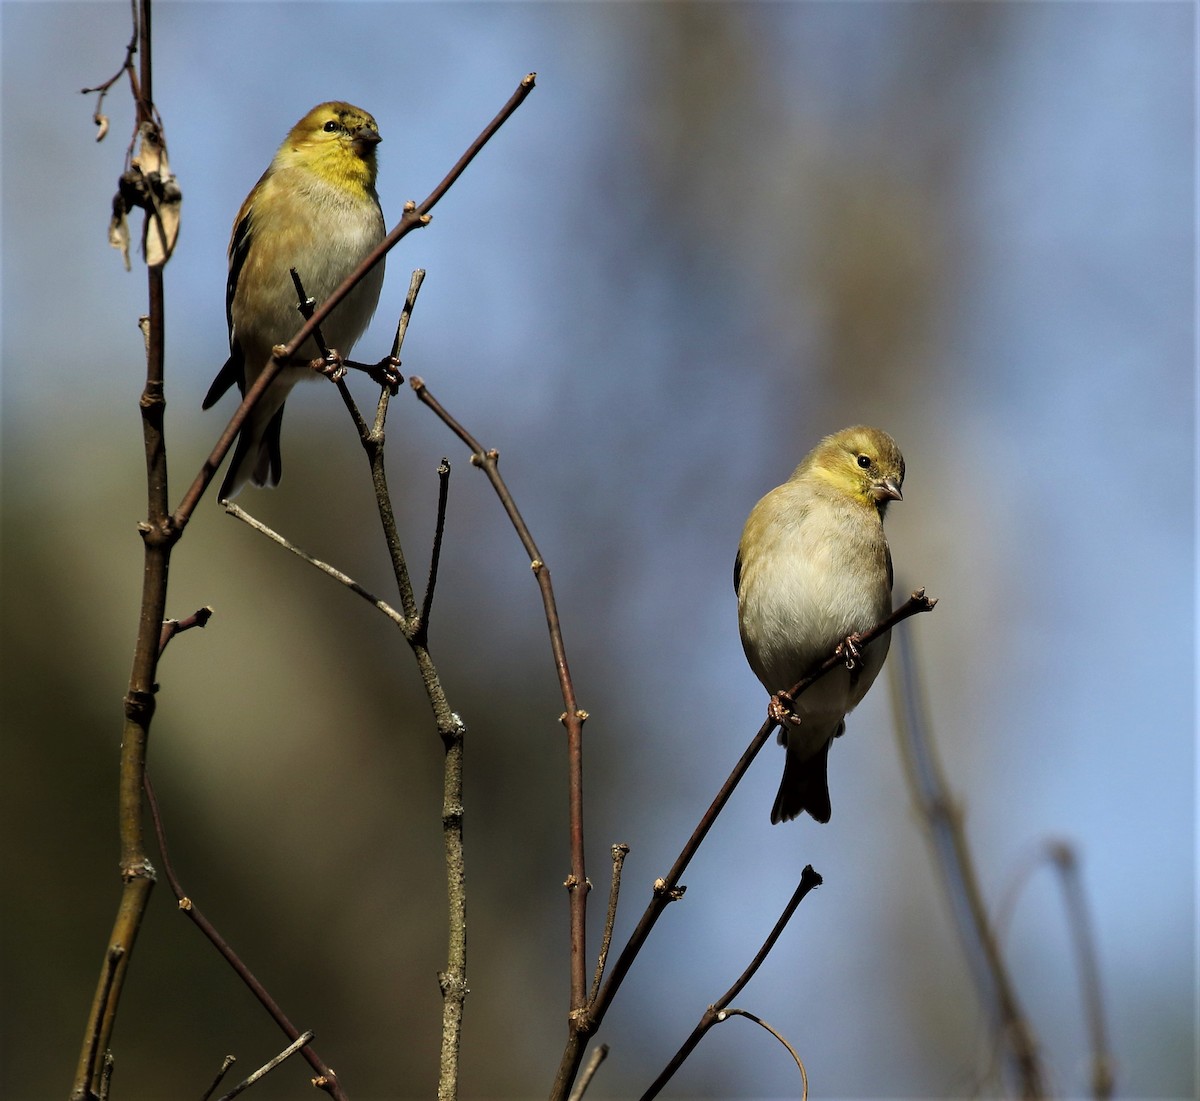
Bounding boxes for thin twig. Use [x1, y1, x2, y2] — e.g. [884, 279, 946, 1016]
[566, 1044, 610, 1101]
[995, 841, 1115, 1101]
[363, 267, 424, 435]
[158, 605, 212, 655]
[142, 773, 348, 1100]
[889, 626, 1046, 1100]
[214, 1031, 314, 1101]
[283, 268, 468, 1101]
[719, 1010, 808, 1097]
[97, 1053, 115, 1101]
[638, 866, 823, 1100]
[415, 459, 452, 646]
[410, 375, 592, 1032]
[80, 0, 138, 142]
[589, 844, 630, 1004]
[222, 502, 407, 628]
[200, 1056, 237, 1101]
[1047, 844, 1114, 1101]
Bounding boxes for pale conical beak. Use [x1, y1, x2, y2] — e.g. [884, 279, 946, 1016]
[876, 479, 903, 502]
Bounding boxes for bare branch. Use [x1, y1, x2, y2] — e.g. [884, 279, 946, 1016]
[72, 5, 173, 1094]
[566, 1044, 610, 1101]
[415, 458, 452, 646]
[411, 375, 592, 1025]
[200, 1056, 237, 1101]
[594, 591, 936, 1025]
[589, 844, 630, 1004]
[638, 866, 823, 1100]
[889, 626, 1046, 1100]
[142, 773, 348, 1099]
[222, 501, 407, 628]
[214, 1031, 314, 1101]
[996, 841, 1115, 1101]
[718, 1010, 808, 1097]
[157, 605, 212, 655]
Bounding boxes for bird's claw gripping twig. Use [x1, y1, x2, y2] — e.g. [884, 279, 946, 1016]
[364, 354, 403, 394]
[768, 691, 795, 725]
[313, 348, 347, 383]
[836, 633, 863, 670]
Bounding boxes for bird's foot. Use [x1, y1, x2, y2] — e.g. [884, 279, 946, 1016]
[313, 348, 348, 383]
[836, 632, 863, 670]
[768, 691, 795, 725]
[363, 354, 403, 394]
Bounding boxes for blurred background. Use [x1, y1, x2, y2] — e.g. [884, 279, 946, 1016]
[2, 3, 1193, 1099]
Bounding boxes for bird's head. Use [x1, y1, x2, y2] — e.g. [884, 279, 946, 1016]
[805, 425, 905, 515]
[277, 101, 382, 190]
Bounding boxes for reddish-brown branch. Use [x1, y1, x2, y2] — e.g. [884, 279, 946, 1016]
[409, 375, 591, 1022]
[72, 6, 175, 1096]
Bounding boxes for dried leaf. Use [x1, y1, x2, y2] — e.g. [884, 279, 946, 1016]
[131, 121, 182, 267]
[108, 190, 131, 271]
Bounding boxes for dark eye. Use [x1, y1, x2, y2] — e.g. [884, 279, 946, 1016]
[323, 119, 340, 132]
[857, 454, 872, 469]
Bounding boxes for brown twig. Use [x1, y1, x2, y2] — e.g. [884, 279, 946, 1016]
[72, 6, 172, 1095]
[718, 1010, 808, 1096]
[1046, 844, 1114, 1100]
[80, 0, 138, 142]
[566, 1043, 610, 1101]
[410, 376, 592, 1033]
[416, 458, 452, 646]
[589, 844, 630, 1004]
[142, 773, 349, 1099]
[638, 865, 823, 1100]
[157, 605, 212, 654]
[200, 1056, 237, 1101]
[889, 626, 1047, 1100]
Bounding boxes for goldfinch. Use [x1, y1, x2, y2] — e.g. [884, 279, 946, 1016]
[735, 426, 904, 823]
[204, 101, 386, 499]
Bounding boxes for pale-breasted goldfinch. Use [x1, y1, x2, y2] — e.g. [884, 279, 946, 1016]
[735, 426, 904, 823]
[204, 101, 386, 499]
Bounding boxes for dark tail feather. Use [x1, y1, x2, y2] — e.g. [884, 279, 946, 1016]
[771, 735, 834, 824]
[218, 402, 287, 500]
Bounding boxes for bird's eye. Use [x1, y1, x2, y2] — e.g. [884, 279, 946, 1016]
[856, 454, 872, 469]
[323, 120, 340, 133]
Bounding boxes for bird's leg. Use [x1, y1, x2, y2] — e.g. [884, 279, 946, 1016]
[836, 632, 863, 670]
[768, 691, 795, 725]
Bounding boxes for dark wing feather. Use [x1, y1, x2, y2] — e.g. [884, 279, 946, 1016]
[203, 205, 255, 410]
[202, 347, 244, 408]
